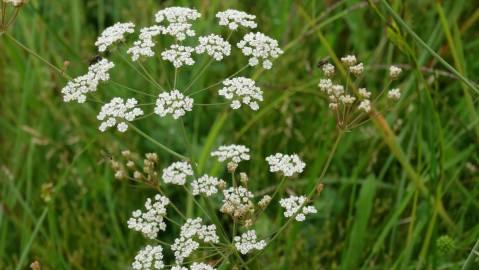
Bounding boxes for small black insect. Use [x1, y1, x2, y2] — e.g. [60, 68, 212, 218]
[89, 55, 103, 65]
[317, 57, 331, 68]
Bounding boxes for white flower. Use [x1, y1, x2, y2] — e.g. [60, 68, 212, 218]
[318, 79, 333, 92]
[233, 230, 267, 254]
[279, 195, 317, 222]
[162, 161, 193, 185]
[191, 263, 216, 270]
[349, 62, 364, 76]
[195, 34, 231, 61]
[155, 7, 201, 24]
[172, 218, 219, 264]
[322, 63, 335, 77]
[97, 97, 143, 132]
[171, 266, 188, 270]
[61, 59, 114, 103]
[154, 90, 194, 119]
[211, 144, 250, 164]
[95, 22, 135, 52]
[127, 195, 170, 239]
[358, 99, 371, 113]
[191, 175, 220, 197]
[179, 218, 219, 243]
[388, 88, 401, 100]
[160, 23, 196, 41]
[219, 77, 263, 110]
[161, 44, 195, 68]
[265, 153, 305, 177]
[341, 54, 357, 66]
[221, 186, 254, 217]
[127, 25, 162, 61]
[340, 94, 356, 104]
[216, 9, 257, 30]
[389, 65, 402, 79]
[237, 32, 283, 69]
[358, 88, 371, 98]
[171, 237, 199, 264]
[132, 245, 164, 270]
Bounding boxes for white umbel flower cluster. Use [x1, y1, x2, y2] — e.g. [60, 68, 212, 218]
[154, 90, 194, 119]
[127, 195, 170, 239]
[221, 186, 254, 217]
[162, 161, 193, 185]
[265, 153, 305, 177]
[195, 34, 231, 61]
[61, 59, 114, 103]
[322, 63, 335, 77]
[318, 79, 356, 111]
[358, 99, 371, 113]
[216, 9, 257, 30]
[97, 97, 144, 132]
[388, 88, 401, 100]
[161, 23, 196, 41]
[279, 195, 317, 222]
[161, 44, 195, 68]
[155, 7, 201, 24]
[389, 65, 402, 79]
[211, 144, 251, 164]
[237, 32, 283, 69]
[132, 245, 164, 270]
[127, 25, 162, 61]
[172, 218, 219, 264]
[233, 230, 267, 254]
[95, 22, 135, 52]
[190, 263, 216, 270]
[191, 175, 221, 197]
[219, 77, 263, 110]
[341, 55, 357, 66]
[155, 7, 200, 41]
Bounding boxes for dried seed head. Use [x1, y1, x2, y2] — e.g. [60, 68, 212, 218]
[217, 180, 227, 190]
[258, 195, 272, 209]
[240, 172, 248, 185]
[244, 219, 253, 228]
[227, 162, 238, 173]
[114, 170, 127, 180]
[145, 152, 158, 162]
[134, 171, 144, 181]
[126, 160, 135, 169]
[121, 150, 131, 158]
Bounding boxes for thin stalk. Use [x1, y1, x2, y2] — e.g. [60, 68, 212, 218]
[378, 0, 479, 94]
[246, 132, 344, 265]
[461, 238, 479, 270]
[129, 124, 187, 160]
[4, 33, 69, 79]
[188, 65, 249, 97]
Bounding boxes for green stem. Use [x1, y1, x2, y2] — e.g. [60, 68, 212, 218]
[129, 124, 187, 160]
[462, 238, 479, 270]
[379, 0, 479, 94]
[245, 131, 344, 265]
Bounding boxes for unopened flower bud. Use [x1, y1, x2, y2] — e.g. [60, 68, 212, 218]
[134, 171, 144, 181]
[258, 195, 271, 209]
[240, 172, 248, 186]
[217, 180, 227, 190]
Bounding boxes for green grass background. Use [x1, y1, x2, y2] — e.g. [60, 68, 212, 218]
[1, 0, 479, 269]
